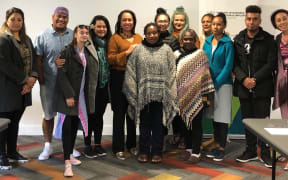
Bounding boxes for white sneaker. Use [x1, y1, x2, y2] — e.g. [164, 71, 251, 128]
[72, 149, 81, 158]
[38, 142, 53, 160]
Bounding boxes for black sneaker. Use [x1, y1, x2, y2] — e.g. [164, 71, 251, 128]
[7, 152, 28, 163]
[206, 148, 217, 158]
[236, 151, 258, 163]
[94, 145, 107, 157]
[260, 151, 272, 168]
[213, 149, 225, 161]
[82, 145, 98, 159]
[0, 155, 12, 170]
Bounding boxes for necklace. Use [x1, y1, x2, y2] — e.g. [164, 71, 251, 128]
[120, 31, 133, 39]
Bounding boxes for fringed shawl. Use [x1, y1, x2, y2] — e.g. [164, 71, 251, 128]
[176, 49, 214, 129]
[123, 44, 178, 126]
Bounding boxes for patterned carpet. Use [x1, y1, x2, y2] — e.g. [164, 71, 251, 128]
[0, 136, 287, 180]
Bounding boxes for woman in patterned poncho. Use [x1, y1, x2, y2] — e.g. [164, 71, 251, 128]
[176, 29, 214, 163]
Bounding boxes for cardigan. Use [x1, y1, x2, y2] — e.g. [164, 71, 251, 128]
[123, 43, 178, 125]
[203, 34, 234, 90]
[107, 33, 142, 71]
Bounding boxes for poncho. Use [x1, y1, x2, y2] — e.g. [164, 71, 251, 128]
[176, 49, 215, 128]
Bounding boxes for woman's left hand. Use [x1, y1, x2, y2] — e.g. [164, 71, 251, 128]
[26, 77, 37, 88]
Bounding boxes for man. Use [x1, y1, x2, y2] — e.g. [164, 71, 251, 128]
[34, 7, 80, 160]
[233, 5, 277, 168]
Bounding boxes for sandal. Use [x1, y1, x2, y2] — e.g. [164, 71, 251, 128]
[137, 154, 148, 163]
[151, 155, 162, 163]
[64, 164, 73, 177]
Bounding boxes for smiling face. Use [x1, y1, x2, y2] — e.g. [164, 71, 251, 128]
[6, 13, 23, 33]
[274, 12, 288, 33]
[201, 15, 212, 34]
[74, 27, 89, 45]
[52, 10, 69, 33]
[156, 14, 169, 32]
[120, 12, 134, 32]
[212, 17, 226, 36]
[145, 25, 159, 45]
[94, 20, 107, 38]
[173, 14, 185, 31]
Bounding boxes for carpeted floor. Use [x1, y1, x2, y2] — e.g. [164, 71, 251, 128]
[0, 136, 287, 180]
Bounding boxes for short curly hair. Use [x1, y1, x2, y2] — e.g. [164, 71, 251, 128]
[270, 9, 288, 29]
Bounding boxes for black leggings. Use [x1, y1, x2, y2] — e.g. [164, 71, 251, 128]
[84, 85, 109, 146]
[0, 109, 25, 155]
[62, 115, 79, 160]
[213, 121, 228, 148]
[184, 110, 203, 154]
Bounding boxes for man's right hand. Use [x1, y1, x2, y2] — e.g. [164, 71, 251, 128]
[243, 77, 256, 90]
[55, 54, 66, 68]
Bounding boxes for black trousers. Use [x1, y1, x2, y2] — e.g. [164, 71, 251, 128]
[62, 115, 79, 160]
[84, 85, 109, 146]
[184, 110, 203, 154]
[213, 121, 228, 148]
[139, 102, 163, 156]
[240, 97, 271, 153]
[0, 109, 25, 155]
[172, 115, 186, 138]
[110, 70, 136, 154]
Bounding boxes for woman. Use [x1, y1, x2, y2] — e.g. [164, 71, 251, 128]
[108, 10, 142, 160]
[154, 7, 180, 151]
[177, 29, 214, 163]
[199, 13, 214, 49]
[56, 25, 98, 177]
[0, 7, 37, 170]
[168, 6, 200, 49]
[155, 7, 180, 51]
[203, 12, 234, 161]
[271, 9, 288, 171]
[81, 15, 112, 158]
[123, 23, 178, 163]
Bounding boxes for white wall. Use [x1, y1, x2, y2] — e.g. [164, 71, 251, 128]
[1, 0, 287, 135]
[1, 0, 198, 135]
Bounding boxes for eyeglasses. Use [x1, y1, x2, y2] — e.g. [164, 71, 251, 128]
[77, 24, 89, 29]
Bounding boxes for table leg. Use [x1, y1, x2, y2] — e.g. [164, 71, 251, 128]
[272, 149, 276, 180]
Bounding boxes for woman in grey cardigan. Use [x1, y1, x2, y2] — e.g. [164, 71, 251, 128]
[123, 23, 178, 163]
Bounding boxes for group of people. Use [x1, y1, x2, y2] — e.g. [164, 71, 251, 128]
[0, 4, 288, 177]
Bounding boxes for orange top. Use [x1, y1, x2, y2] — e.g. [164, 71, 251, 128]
[107, 33, 142, 71]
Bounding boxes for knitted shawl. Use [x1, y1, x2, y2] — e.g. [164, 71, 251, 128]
[123, 43, 178, 125]
[176, 49, 214, 128]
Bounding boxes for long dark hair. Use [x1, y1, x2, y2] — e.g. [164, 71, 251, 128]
[115, 9, 137, 35]
[0, 7, 27, 42]
[89, 15, 112, 50]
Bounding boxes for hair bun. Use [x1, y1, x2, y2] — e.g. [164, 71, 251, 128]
[157, 7, 167, 14]
[176, 6, 185, 12]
